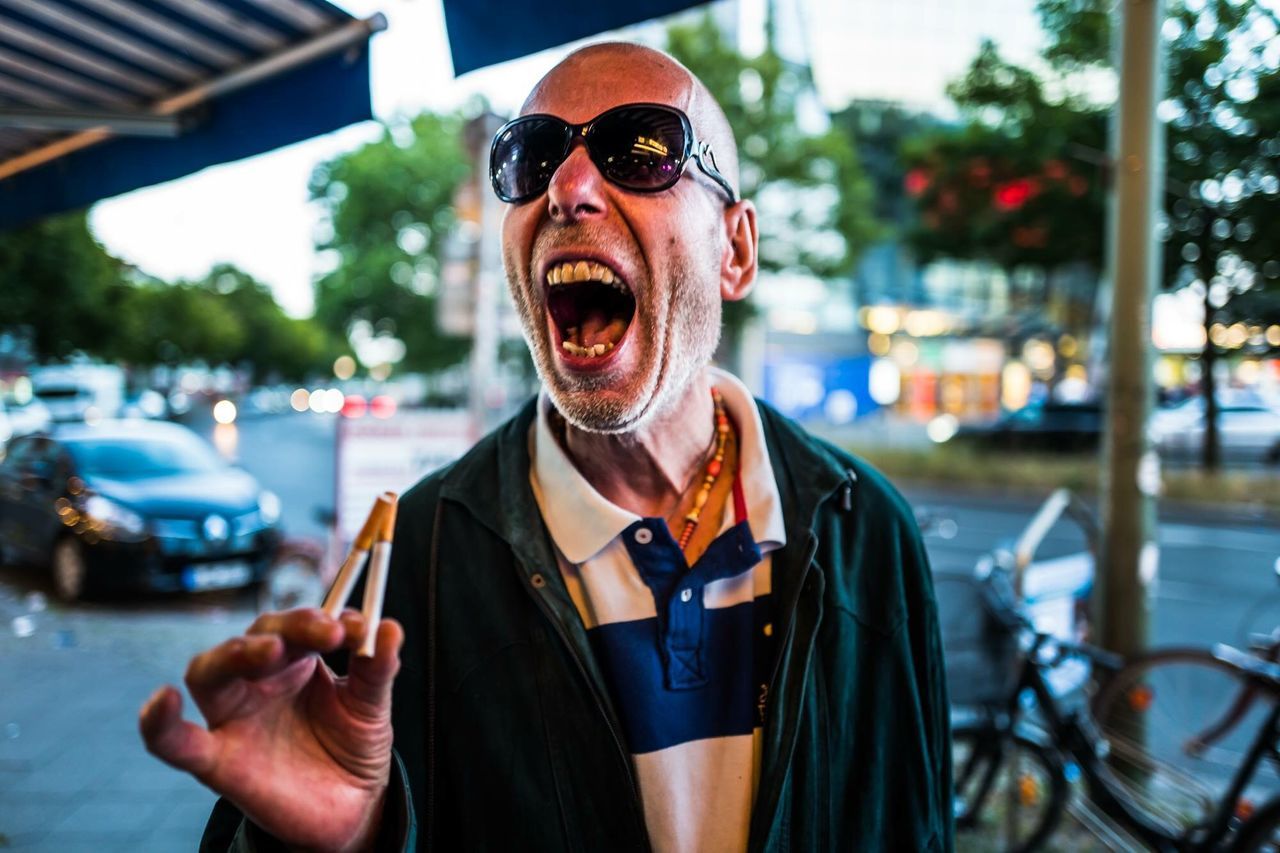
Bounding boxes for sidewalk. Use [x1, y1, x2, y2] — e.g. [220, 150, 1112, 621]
[0, 579, 242, 851]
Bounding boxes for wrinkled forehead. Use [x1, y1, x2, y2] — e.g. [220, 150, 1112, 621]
[520, 48, 696, 124]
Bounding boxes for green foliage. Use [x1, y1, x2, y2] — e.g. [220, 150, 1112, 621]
[902, 41, 1108, 270]
[0, 212, 130, 359]
[0, 212, 334, 382]
[1036, 0, 1111, 68]
[1157, 0, 1280, 331]
[665, 14, 881, 279]
[106, 264, 336, 382]
[309, 112, 473, 375]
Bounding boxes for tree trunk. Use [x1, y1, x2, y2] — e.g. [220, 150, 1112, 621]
[1200, 288, 1221, 471]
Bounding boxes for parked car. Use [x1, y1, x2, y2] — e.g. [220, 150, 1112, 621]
[30, 364, 125, 422]
[1149, 392, 1280, 463]
[949, 401, 1104, 452]
[0, 392, 53, 440]
[0, 420, 282, 601]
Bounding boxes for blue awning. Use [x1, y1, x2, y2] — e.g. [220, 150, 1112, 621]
[0, 0, 384, 230]
[442, 0, 710, 76]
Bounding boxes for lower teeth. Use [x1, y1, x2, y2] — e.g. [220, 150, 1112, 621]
[562, 340, 614, 357]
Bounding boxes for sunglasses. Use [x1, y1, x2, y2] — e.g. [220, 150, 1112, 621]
[489, 102, 739, 205]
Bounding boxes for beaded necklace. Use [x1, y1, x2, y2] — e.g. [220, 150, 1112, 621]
[676, 387, 733, 551]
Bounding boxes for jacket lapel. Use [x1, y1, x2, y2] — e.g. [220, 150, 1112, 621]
[438, 400, 643, 828]
[748, 403, 851, 850]
[438, 399, 623, 722]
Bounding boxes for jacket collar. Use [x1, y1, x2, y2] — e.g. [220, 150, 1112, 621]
[438, 390, 851, 557]
[529, 369, 788, 565]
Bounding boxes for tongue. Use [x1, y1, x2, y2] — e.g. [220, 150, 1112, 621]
[579, 310, 627, 348]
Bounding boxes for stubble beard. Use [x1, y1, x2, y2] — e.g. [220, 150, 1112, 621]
[503, 245, 723, 435]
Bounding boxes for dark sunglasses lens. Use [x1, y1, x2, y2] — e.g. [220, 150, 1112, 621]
[590, 107, 687, 191]
[492, 118, 569, 201]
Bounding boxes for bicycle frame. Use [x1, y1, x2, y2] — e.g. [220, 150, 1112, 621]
[996, 634, 1280, 851]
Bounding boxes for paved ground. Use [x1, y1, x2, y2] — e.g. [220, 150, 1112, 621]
[0, 578, 251, 851]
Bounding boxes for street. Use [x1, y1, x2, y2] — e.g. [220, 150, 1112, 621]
[1, 410, 1277, 850]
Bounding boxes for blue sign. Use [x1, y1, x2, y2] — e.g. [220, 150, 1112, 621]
[763, 355, 877, 423]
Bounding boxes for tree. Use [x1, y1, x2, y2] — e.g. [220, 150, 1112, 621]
[309, 112, 473, 376]
[665, 14, 881, 337]
[903, 0, 1280, 468]
[198, 264, 338, 383]
[0, 212, 131, 360]
[113, 278, 246, 369]
[902, 42, 1108, 274]
[0, 214, 332, 381]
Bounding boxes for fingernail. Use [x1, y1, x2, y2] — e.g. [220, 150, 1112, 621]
[142, 686, 167, 715]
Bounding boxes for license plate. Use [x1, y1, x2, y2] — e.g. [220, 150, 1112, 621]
[182, 561, 252, 591]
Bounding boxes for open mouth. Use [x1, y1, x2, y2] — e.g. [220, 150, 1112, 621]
[545, 259, 636, 359]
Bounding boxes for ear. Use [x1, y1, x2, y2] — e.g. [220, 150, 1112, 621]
[720, 200, 758, 302]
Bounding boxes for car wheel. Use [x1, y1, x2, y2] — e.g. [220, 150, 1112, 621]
[51, 537, 88, 602]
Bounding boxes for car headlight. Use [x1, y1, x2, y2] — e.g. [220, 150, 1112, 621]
[257, 490, 281, 525]
[83, 494, 147, 541]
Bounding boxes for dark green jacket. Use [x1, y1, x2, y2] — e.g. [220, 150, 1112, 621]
[204, 399, 952, 852]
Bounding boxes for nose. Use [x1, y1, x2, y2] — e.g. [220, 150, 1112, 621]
[546, 142, 607, 222]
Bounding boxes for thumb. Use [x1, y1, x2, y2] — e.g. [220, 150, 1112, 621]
[139, 685, 219, 779]
[343, 619, 403, 714]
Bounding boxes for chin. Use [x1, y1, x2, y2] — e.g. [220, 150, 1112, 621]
[542, 372, 660, 435]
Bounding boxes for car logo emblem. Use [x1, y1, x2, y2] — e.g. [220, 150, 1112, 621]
[202, 514, 229, 542]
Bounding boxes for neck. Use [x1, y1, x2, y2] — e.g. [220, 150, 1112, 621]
[560, 370, 715, 519]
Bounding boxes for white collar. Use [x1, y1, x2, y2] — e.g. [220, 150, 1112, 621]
[530, 367, 787, 565]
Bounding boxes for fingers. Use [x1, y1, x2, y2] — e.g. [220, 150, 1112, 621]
[185, 608, 342, 693]
[139, 685, 218, 779]
[184, 632, 287, 696]
[247, 608, 345, 651]
[343, 618, 404, 715]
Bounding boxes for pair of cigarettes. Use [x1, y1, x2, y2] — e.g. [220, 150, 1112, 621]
[321, 492, 397, 656]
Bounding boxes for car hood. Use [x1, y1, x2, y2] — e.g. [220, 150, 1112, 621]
[87, 469, 261, 517]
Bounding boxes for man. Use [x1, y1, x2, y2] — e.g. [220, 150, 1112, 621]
[140, 43, 952, 852]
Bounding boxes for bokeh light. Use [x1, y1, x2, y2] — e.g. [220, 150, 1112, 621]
[333, 355, 356, 381]
[927, 414, 959, 443]
[212, 400, 237, 425]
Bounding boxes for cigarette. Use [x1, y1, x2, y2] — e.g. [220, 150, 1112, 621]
[358, 493, 397, 657]
[321, 493, 392, 619]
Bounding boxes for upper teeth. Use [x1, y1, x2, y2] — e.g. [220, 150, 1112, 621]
[547, 260, 627, 293]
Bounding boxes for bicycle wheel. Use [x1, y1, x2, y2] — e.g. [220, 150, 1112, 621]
[952, 723, 1067, 853]
[1233, 795, 1280, 851]
[1092, 648, 1280, 832]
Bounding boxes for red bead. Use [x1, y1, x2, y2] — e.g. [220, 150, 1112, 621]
[707, 459, 722, 477]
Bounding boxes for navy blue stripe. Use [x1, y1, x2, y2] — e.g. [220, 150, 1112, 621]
[587, 596, 773, 754]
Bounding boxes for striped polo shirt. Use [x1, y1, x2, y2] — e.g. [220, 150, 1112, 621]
[529, 368, 786, 853]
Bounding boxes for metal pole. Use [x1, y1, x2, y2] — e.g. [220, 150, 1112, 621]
[1098, 0, 1165, 657]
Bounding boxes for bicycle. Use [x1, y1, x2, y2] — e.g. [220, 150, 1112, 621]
[1089, 632, 1280, 841]
[949, 560, 1280, 852]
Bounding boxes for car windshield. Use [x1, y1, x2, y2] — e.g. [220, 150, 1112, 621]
[66, 433, 225, 479]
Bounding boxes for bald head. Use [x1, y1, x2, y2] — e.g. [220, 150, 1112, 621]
[521, 42, 741, 193]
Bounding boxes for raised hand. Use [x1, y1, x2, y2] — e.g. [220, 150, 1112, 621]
[139, 608, 402, 852]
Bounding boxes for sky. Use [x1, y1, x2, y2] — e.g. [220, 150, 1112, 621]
[87, 0, 1044, 318]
